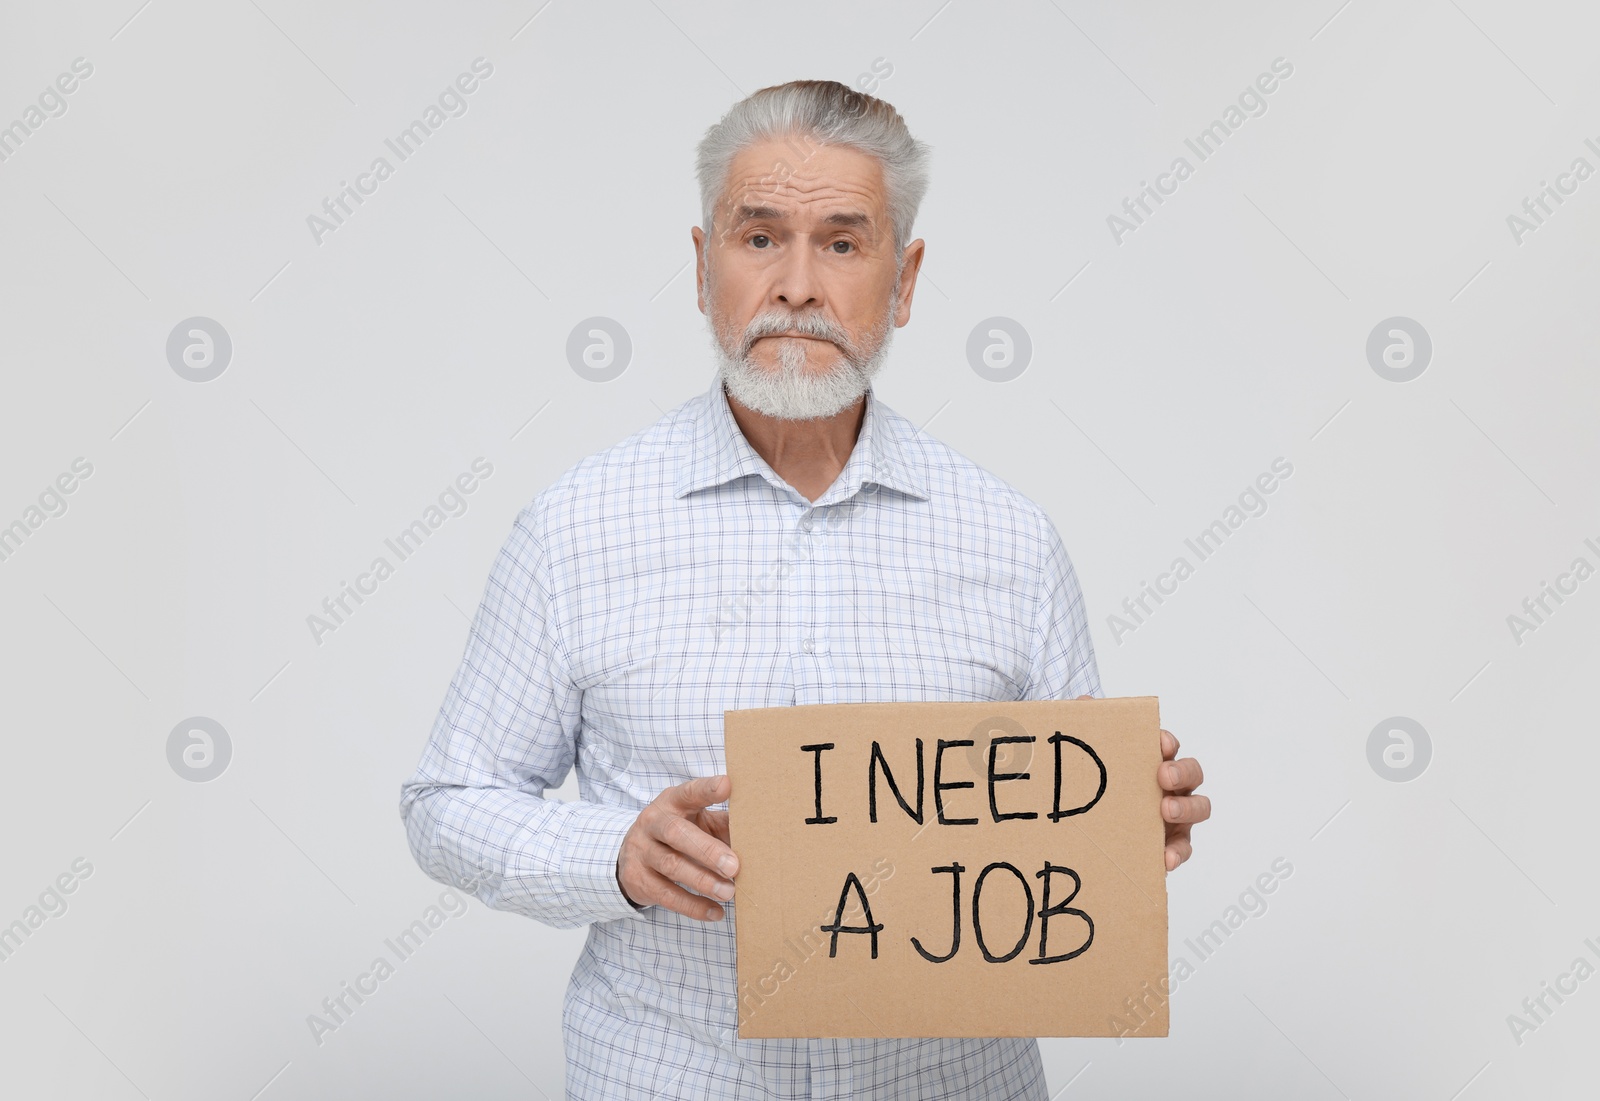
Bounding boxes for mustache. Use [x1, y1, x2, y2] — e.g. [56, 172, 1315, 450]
[739, 312, 850, 356]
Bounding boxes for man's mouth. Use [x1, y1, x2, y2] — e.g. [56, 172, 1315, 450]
[741, 331, 841, 358]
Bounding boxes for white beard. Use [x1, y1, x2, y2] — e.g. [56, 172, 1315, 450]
[706, 268, 900, 421]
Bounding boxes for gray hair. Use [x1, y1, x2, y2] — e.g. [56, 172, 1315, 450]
[694, 80, 931, 262]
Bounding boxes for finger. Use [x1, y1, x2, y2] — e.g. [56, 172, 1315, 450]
[696, 808, 732, 846]
[1164, 835, 1193, 871]
[635, 866, 726, 921]
[655, 810, 740, 878]
[670, 774, 731, 813]
[1160, 729, 1180, 760]
[1160, 757, 1203, 793]
[1162, 793, 1211, 824]
[1075, 694, 1094, 700]
[646, 839, 735, 902]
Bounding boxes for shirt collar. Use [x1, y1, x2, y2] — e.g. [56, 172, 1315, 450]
[674, 373, 930, 504]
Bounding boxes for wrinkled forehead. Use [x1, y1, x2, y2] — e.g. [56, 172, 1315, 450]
[715, 138, 888, 235]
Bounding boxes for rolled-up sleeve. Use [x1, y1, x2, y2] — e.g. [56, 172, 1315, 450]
[1019, 517, 1103, 702]
[399, 509, 644, 929]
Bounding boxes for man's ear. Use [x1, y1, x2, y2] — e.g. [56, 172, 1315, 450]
[893, 238, 926, 328]
[691, 226, 708, 315]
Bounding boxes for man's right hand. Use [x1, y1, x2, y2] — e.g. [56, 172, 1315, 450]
[616, 774, 739, 921]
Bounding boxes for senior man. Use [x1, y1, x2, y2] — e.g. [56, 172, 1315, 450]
[400, 79, 1209, 1100]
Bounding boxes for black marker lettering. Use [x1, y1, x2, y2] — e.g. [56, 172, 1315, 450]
[869, 738, 924, 824]
[820, 871, 884, 958]
[910, 862, 964, 963]
[987, 736, 1038, 822]
[972, 861, 1035, 964]
[1049, 733, 1107, 821]
[933, 738, 978, 825]
[800, 742, 837, 824]
[1031, 862, 1094, 964]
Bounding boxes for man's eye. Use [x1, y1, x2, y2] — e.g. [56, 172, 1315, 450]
[750, 235, 771, 248]
[831, 240, 854, 254]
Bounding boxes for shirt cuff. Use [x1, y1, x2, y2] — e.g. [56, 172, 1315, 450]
[558, 802, 650, 924]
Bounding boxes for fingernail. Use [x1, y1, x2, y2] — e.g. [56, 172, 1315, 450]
[714, 881, 735, 901]
[719, 856, 738, 876]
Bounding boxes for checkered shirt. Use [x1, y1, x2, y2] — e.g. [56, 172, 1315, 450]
[400, 373, 1102, 1099]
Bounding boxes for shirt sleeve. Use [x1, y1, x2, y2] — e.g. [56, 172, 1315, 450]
[1018, 517, 1103, 701]
[398, 508, 646, 929]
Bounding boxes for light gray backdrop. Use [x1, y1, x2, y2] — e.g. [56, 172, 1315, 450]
[2, 1, 1595, 1097]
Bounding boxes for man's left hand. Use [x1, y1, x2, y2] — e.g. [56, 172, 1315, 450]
[1158, 728, 1208, 871]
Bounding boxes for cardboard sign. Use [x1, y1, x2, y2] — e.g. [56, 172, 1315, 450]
[725, 697, 1168, 1039]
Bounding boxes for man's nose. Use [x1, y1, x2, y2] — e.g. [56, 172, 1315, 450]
[771, 245, 822, 310]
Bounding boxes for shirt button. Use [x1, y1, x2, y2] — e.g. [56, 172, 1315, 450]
[801, 637, 816, 654]
[798, 512, 815, 532]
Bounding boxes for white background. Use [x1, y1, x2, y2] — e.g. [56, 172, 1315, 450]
[1, 1, 1596, 1097]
